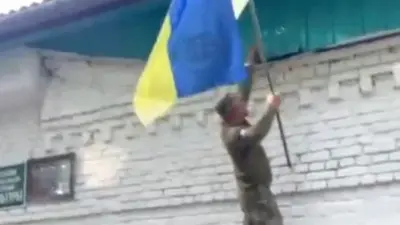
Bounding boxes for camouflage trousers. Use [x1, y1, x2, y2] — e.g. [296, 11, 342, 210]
[238, 185, 283, 225]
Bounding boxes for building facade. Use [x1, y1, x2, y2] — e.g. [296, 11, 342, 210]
[1, 33, 400, 224]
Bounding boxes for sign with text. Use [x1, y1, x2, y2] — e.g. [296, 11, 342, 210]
[0, 163, 26, 208]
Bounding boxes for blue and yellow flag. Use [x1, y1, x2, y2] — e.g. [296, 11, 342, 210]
[134, 0, 249, 125]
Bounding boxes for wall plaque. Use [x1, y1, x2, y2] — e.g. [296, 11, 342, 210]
[27, 153, 75, 203]
[0, 163, 26, 208]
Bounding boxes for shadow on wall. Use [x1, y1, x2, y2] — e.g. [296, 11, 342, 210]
[39, 55, 144, 120]
[0, 48, 144, 167]
[0, 49, 48, 166]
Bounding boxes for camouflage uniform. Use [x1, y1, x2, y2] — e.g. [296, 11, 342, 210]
[221, 118, 283, 225]
[216, 48, 283, 225]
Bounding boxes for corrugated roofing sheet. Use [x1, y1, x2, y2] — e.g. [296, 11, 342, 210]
[0, 0, 143, 46]
[0, 0, 50, 15]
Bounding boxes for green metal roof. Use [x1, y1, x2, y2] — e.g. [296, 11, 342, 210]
[12, 0, 400, 59]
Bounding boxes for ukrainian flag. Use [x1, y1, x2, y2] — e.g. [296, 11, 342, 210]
[134, 0, 249, 125]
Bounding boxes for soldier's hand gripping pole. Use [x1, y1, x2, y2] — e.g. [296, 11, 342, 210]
[248, 0, 292, 168]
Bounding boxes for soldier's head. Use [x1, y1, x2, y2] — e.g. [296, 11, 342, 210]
[215, 93, 248, 125]
[215, 46, 262, 125]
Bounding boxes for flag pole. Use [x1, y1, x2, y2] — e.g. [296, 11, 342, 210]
[247, 0, 292, 168]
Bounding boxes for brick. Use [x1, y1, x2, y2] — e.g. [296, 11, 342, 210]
[294, 164, 308, 173]
[168, 197, 186, 205]
[381, 48, 400, 62]
[221, 181, 235, 191]
[360, 174, 376, 185]
[188, 185, 212, 195]
[294, 114, 320, 127]
[343, 57, 361, 69]
[212, 192, 226, 201]
[371, 153, 390, 163]
[196, 111, 207, 126]
[164, 188, 187, 197]
[215, 164, 232, 174]
[358, 72, 373, 95]
[302, 79, 326, 90]
[329, 60, 348, 74]
[369, 163, 400, 173]
[271, 156, 290, 167]
[339, 158, 355, 167]
[389, 152, 400, 160]
[309, 140, 339, 151]
[306, 171, 335, 180]
[364, 138, 396, 153]
[271, 184, 282, 194]
[297, 66, 315, 79]
[315, 63, 329, 76]
[361, 63, 391, 77]
[191, 167, 215, 176]
[88, 125, 113, 143]
[327, 177, 360, 188]
[334, 126, 368, 138]
[170, 115, 182, 130]
[298, 89, 313, 108]
[360, 53, 380, 66]
[321, 109, 352, 121]
[311, 181, 327, 190]
[339, 138, 361, 148]
[292, 174, 306, 182]
[309, 122, 327, 133]
[392, 63, 400, 89]
[376, 173, 394, 183]
[280, 184, 296, 193]
[370, 120, 400, 133]
[326, 160, 339, 169]
[358, 135, 374, 144]
[331, 145, 362, 158]
[327, 82, 342, 101]
[337, 166, 368, 177]
[140, 190, 164, 199]
[309, 162, 325, 171]
[330, 70, 359, 82]
[296, 182, 312, 192]
[301, 150, 330, 163]
[356, 155, 371, 165]
[276, 167, 293, 177]
[327, 118, 357, 129]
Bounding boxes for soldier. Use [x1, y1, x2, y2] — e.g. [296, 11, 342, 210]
[215, 47, 283, 225]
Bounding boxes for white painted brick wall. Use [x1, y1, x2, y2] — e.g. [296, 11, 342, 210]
[2, 36, 400, 224]
[0, 48, 46, 165]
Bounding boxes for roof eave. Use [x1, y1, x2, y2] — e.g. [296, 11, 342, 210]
[0, 0, 144, 43]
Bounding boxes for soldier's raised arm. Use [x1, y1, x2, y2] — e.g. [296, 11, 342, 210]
[237, 46, 262, 103]
[240, 94, 280, 144]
